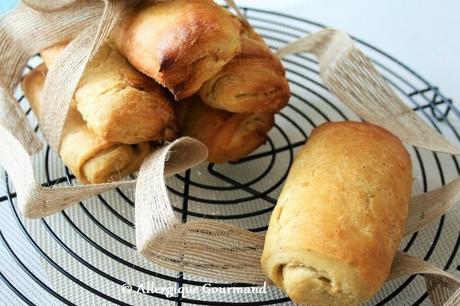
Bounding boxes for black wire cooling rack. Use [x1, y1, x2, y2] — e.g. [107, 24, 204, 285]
[1, 7, 459, 306]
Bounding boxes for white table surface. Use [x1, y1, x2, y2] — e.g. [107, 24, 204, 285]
[237, 0, 460, 104]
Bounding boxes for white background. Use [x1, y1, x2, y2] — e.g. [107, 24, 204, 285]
[237, 0, 460, 104]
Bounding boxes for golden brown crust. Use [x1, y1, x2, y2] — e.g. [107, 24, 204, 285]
[40, 41, 178, 144]
[198, 19, 290, 113]
[22, 64, 151, 184]
[261, 121, 412, 306]
[175, 96, 274, 163]
[113, 0, 241, 99]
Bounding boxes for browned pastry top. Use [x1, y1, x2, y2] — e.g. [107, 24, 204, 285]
[114, 0, 241, 99]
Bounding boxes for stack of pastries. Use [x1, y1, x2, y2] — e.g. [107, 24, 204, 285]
[21, 3, 415, 306]
[22, 0, 290, 184]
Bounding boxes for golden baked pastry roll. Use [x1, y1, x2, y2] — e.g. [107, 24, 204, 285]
[22, 64, 151, 184]
[261, 122, 412, 306]
[175, 96, 274, 163]
[112, 0, 241, 99]
[40, 41, 177, 144]
[198, 19, 290, 113]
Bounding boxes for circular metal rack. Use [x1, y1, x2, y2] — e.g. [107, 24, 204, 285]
[1, 7, 459, 306]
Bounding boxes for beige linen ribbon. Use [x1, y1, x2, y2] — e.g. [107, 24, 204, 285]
[389, 253, 460, 306]
[135, 145, 266, 284]
[0, 1, 458, 305]
[41, 0, 128, 151]
[21, 0, 78, 12]
[277, 29, 460, 155]
[407, 176, 460, 236]
[0, 0, 105, 154]
[0, 124, 207, 218]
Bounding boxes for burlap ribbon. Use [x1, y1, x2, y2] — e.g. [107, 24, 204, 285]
[0, 0, 104, 154]
[41, 0, 128, 151]
[21, 0, 78, 12]
[277, 29, 460, 155]
[0, 1, 458, 304]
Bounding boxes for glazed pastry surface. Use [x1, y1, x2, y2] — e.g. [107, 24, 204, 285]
[41, 41, 177, 144]
[22, 65, 151, 184]
[113, 0, 241, 99]
[261, 122, 412, 306]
